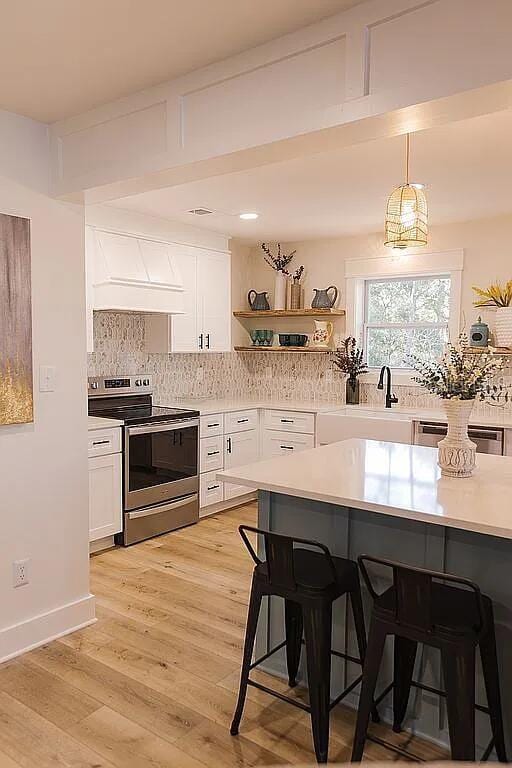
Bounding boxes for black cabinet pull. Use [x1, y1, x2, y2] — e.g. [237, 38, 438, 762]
[206, 333, 210, 349]
[207, 484, 220, 491]
[280, 445, 294, 450]
[207, 450, 220, 456]
[227, 437, 232, 454]
[92, 439, 110, 446]
[207, 422, 220, 428]
[199, 333, 203, 350]
[237, 418, 249, 424]
[280, 418, 294, 423]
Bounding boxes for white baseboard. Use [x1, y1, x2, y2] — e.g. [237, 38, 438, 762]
[0, 593, 96, 664]
[199, 491, 258, 518]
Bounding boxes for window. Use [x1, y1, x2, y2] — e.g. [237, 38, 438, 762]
[363, 274, 451, 368]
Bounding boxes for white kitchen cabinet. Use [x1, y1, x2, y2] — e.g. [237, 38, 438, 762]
[224, 429, 259, 499]
[200, 471, 224, 512]
[263, 409, 315, 435]
[146, 247, 231, 353]
[224, 409, 258, 434]
[197, 250, 231, 352]
[200, 413, 223, 438]
[88, 453, 122, 542]
[200, 434, 224, 472]
[262, 429, 314, 458]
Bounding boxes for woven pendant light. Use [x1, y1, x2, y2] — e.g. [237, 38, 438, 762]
[384, 133, 428, 249]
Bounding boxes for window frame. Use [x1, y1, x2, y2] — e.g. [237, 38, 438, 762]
[363, 273, 451, 370]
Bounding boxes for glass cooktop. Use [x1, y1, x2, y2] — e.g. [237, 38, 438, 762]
[97, 405, 199, 426]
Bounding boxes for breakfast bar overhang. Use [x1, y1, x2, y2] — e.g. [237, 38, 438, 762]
[219, 438, 512, 756]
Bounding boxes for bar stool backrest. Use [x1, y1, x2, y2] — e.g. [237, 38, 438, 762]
[239, 525, 337, 592]
[358, 554, 486, 635]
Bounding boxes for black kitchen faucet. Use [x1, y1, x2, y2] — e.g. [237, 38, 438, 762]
[377, 366, 399, 409]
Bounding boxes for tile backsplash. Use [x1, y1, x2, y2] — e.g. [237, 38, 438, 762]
[88, 312, 512, 416]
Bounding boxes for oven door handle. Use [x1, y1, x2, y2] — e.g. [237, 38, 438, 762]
[127, 493, 198, 520]
[127, 419, 199, 436]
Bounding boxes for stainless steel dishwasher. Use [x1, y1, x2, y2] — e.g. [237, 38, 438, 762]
[414, 421, 504, 455]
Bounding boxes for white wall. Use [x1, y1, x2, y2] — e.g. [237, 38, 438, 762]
[0, 114, 91, 661]
[244, 212, 512, 340]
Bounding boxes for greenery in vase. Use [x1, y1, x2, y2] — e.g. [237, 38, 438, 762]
[409, 333, 504, 401]
[333, 337, 368, 384]
[472, 280, 512, 307]
[261, 242, 296, 274]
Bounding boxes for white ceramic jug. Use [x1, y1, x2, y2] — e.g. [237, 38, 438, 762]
[311, 320, 333, 348]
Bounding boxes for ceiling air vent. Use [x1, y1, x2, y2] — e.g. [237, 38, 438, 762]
[187, 207, 213, 216]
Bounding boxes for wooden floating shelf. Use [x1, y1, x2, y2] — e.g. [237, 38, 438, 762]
[466, 346, 512, 355]
[234, 346, 333, 354]
[233, 309, 345, 319]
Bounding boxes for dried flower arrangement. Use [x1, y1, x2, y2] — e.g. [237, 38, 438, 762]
[472, 280, 512, 307]
[409, 333, 504, 401]
[261, 242, 296, 274]
[293, 265, 305, 283]
[333, 337, 368, 383]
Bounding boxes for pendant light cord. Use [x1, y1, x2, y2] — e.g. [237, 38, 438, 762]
[405, 132, 410, 186]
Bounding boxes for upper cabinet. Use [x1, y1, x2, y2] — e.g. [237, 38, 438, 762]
[146, 247, 231, 354]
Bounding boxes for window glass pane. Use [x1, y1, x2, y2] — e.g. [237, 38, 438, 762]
[366, 328, 409, 368]
[411, 277, 450, 322]
[409, 326, 448, 360]
[366, 276, 450, 324]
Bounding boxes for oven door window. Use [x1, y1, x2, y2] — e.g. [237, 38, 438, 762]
[127, 426, 198, 492]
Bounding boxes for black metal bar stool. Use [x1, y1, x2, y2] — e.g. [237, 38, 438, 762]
[351, 555, 507, 763]
[230, 525, 379, 764]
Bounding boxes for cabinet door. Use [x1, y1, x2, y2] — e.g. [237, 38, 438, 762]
[170, 245, 199, 352]
[89, 453, 122, 542]
[197, 250, 231, 352]
[224, 429, 258, 499]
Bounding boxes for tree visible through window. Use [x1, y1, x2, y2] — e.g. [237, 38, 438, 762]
[364, 275, 451, 368]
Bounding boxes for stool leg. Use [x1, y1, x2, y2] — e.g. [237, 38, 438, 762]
[479, 617, 507, 762]
[349, 586, 380, 723]
[230, 579, 263, 736]
[351, 617, 387, 762]
[285, 599, 303, 687]
[303, 601, 332, 763]
[392, 636, 417, 733]
[441, 645, 476, 761]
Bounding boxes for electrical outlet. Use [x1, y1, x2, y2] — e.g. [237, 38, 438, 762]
[196, 367, 204, 382]
[265, 366, 272, 380]
[13, 559, 30, 588]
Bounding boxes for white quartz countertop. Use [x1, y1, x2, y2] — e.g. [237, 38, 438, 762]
[156, 398, 342, 415]
[88, 415, 123, 430]
[218, 438, 512, 540]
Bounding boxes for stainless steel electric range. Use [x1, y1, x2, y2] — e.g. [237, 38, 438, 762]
[88, 375, 199, 545]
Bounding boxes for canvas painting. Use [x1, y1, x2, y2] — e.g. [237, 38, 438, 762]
[0, 213, 33, 425]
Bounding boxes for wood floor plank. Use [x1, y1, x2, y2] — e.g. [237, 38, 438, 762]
[26, 641, 204, 745]
[68, 706, 207, 768]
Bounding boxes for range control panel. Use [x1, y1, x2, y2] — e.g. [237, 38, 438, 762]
[88, 375, 152, 397]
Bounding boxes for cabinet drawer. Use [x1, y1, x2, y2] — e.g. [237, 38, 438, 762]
[200, 434, 224, 472]
[200, 471, 223, 508]
[224, 409, 258, 434]
[88, 427, 121, 458]
[263, 409, 315, 434]
[200, 413, 223, 438]
[262, 429, 314, 458]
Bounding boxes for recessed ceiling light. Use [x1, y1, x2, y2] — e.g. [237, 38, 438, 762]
[239, 212, 259, 220]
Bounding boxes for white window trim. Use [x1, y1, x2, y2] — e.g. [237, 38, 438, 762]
[345, 249, 463, 385]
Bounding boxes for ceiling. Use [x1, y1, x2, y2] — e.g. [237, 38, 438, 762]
[1, 0, 361, 123]
[110, 109, 512, 243]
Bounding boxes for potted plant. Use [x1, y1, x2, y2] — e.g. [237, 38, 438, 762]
[472, 280, 512, 347]
[409, 334, 503, 477]
[261, 243, 296, 310]
[333, 337, 368, 405]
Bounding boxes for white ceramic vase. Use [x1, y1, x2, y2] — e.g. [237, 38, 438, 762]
[274, 271, 287, 310]
[437, 399, 476, 478]
[494, 306, 512, 347]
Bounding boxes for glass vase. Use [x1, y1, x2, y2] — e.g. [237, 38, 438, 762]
[346, 378, 360, 405]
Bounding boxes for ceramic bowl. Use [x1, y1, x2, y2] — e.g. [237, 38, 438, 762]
[250, 329, 274, 346]
[279, 333, 308, 347]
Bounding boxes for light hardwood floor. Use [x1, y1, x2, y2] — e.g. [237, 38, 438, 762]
[0, 503, 448, 767]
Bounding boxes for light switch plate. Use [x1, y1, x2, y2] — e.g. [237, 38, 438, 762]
[39, 365, 57, 392]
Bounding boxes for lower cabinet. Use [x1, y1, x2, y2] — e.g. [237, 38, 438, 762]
[224, 429, 259, 500]
[262, 429, 314, 457]
[200, 470, 224, 509]
[88, 452, 122, 542]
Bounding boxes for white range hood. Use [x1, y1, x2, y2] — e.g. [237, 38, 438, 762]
[87, 227, 184, 314]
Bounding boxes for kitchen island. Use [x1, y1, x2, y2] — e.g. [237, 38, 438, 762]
[218, 439, 512, 755]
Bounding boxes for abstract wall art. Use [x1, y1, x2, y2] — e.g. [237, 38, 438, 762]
[0, 213, 33, 425]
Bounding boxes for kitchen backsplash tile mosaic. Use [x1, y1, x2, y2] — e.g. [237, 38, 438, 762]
[88, 312, 512, 415]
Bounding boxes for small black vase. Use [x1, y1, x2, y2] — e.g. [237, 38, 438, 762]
[346, 377, 360, 405]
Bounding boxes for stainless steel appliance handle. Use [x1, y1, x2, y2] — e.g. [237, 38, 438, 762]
[127, 418, 199, 436]
[468, 427, 503, 441]
[127, 494, 198, 520]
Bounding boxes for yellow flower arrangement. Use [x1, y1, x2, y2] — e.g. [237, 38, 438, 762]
[472, 280, 512, 308]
